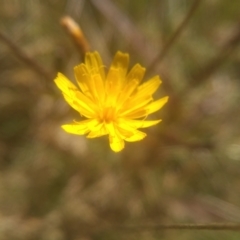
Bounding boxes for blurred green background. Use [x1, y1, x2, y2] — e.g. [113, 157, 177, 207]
[0, 0, 240, 239]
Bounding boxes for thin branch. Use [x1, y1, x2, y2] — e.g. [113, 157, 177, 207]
[190, 22, 240, 87]
[0, 31, 52, 82]
[166, 21, 240, 131]
[148, 0, 202, 72]
[103, 223, 240, 232]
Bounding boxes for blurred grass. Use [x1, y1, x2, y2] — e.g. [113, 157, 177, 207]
[0, 0, 240, 239]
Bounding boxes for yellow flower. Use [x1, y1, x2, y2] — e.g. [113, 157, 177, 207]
[54, 51, 168, 152]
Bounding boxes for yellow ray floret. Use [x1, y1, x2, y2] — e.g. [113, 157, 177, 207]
[54, 51, 168, 152]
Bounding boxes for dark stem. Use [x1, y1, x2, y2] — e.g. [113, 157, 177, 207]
[0, 31, 52, 82]
[148, 0, 202, 72]
[104, 223, 240, 232]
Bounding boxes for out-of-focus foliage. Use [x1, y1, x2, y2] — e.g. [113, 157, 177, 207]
[0, 0, 240, 239]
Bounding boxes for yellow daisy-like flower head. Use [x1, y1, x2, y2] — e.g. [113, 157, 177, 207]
[54, 51, 168, 152]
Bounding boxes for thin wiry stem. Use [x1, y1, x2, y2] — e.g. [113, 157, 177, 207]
[0, 31, 52, 82]
[102, 223, 240, 232]
[148, 0, 202, 72]
[190, 21, 240, 87]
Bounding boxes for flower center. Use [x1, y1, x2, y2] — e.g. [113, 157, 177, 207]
[99, 106, 116, 123]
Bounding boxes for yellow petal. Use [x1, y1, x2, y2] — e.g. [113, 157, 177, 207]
[126, 64, 146, 84]
[84, 52, 106, 102]
[73, 92, 97, 117]
[105, 68, 122, 104]
[54, 73, 78, 96]
[92, 74, 105, 104]
[109, 51, 129, 78]
[62, 119, 100, 135]
[136, 75, 162, 97]
[119, 76, 162, 115]
[122, 119, 162, 128]
[119, 95, 153, 116]
[115, 64, 146, 107]
[62, 122, 88, 135]
[125, 96, 168, 119]
[123, 109, 147, 119]
[124, 130, 146, 142]
[87, 123, 108, 138]
[116, 79, 139, 108]
[94, 51, 106, 80]
[116, 122, 147, 142]
[74, 64, 92, 97]
[85, 52, 100, 75]
[146, 96, 169, 115]
[54, 72, 97, 117]
[105, 52, 129, 100]
[106, 122, 125, 152]
[62, 93, 94, 118]
[109, 134, 125, 152]
[75, 91, 97, 113]
[75, 63, 105, 104]
[115, 125, 134, 139]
